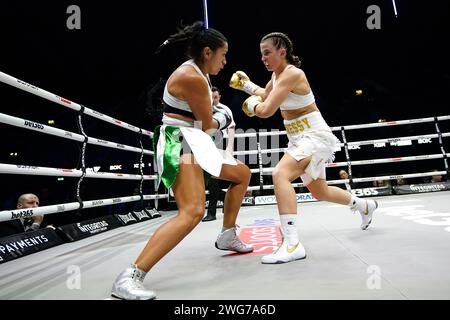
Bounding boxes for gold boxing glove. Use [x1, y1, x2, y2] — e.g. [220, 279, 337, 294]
[229, 71, 261, 95]
[242, 95, 262, 117]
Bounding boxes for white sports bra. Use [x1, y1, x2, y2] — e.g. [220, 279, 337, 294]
[272, 68, 315, 111]
[163, 59, 212, 117]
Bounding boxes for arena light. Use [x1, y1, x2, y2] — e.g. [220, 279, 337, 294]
[48, 119, 55, 125]
[9, 152, 18, 157]
[355, 89, 363, 96]
[203, 0, 209, 29]
[392, 0, 398, 17]
[57, 177, 64, 181]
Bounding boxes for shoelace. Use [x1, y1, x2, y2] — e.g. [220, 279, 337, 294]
[130, 268, 147, 283]
[219, 227, 250, 250]
[226, 232, 247, 249]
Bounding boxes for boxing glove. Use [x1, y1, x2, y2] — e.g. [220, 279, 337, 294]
[242, 95, 262, 117]
[212, 104, 233, 130]
[229, 71, 261, 95]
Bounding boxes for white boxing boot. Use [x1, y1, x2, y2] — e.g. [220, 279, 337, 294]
[111, 264, 156, 300]
[351, 199, 378, 230]
[261, 240, 306, 264]
[215, 227, 253, 253]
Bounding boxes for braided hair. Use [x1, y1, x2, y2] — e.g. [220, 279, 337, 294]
[261, 32, 301, 67]
[155, 21, 228, 65]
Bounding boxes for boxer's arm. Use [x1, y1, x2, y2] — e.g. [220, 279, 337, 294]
[225, 126, 235, 154]
[180, 73, 219, 131]
[253, 79, 273, 99]
[252, 69, 300, 118]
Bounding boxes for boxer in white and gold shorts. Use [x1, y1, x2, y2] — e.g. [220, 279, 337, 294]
[230, 31, 379, 264]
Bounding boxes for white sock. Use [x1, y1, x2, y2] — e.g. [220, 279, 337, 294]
[348, 195, 366, 212]
[222, 226, 232, 232]
[280, 214, 299, 246]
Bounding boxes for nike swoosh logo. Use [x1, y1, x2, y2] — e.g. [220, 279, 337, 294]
[287, 243, 299, 253]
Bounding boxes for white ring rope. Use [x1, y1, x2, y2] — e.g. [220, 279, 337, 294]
[0, 194, 169, 222]
[0, 71, 153, 138]
[330, 115, 450, 131]
[246, 170, 447, 191]
[328, 153, 450, 167]
[0, 112, 153, 155]
[234, 133, 450, 156]
[346, 133, 450, 147]
[0, 163, 157, 180]
[233, 133, 449, 157]
[232, 115, 450, 139]
[251, 153, 450, 174]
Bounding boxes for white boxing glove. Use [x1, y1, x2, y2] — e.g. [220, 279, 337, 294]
[242, 95, 262, 117]
[212, 104, 233, 130]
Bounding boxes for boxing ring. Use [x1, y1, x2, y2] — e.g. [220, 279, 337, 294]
[1, 70, 450, 300]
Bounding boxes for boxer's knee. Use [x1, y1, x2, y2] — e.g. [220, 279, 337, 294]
[180, 202, 205, 226]
[272, 166, 291, 184]
[240, 165, 251, 185]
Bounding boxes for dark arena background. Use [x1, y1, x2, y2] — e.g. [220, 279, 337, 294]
[1, 0, 450, 311]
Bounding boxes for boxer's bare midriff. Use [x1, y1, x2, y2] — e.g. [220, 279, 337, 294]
[163, 112, 195, 123]
[281, 103, 319, 121]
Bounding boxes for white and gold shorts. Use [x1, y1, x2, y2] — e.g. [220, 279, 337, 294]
[283, 111, 341, 185]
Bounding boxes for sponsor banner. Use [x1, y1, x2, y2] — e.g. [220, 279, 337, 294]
[234, 223, 281, 256]
[206, 197, 254, 208]
[255, 193, 316, 205]
[351, 186, 392, 198]
[115, 212, 138, 226]
[145, 208, 162, 218]
[255, 187, 391, 205]
[242, 197, 255, 206]
[132, 210, 152, 221]
[0, 228, 64, 264]
[57, 215, 122, 242]
[393, 182, 450, 195]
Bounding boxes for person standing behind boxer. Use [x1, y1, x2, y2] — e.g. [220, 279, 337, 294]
[202, 86, 236, 222]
